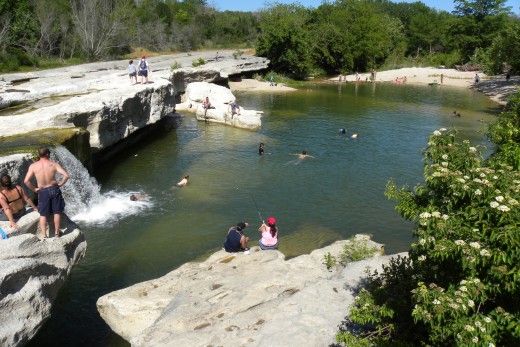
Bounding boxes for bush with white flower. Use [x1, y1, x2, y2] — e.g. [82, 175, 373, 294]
[336, 92, 520, 346]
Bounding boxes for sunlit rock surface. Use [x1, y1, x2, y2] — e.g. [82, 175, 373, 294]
[0, 217, 86, 347]
[98, 235, 405, 347]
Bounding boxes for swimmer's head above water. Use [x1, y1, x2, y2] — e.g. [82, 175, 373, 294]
[302, 150, 307, 155]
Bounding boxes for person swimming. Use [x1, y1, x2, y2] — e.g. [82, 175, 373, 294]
[292, 150, 315, 160]
[339, 128, 346, 134]
[177, 175, 189, 187]
[130, 193, 148, 201]
[259, 143, 264, 156]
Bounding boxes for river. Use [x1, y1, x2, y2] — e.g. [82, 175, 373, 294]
[29, 82, 498, 346]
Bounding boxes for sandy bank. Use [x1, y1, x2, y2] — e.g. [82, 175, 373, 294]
[332, 67, 519, 105]
[335, 67, 481, 87]
[229, 78, 296, 92]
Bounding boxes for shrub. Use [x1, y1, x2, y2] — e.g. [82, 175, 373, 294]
[170, 61, 182, 70]
[340, 238, 380, 264]
[323, 252, 337, 271]
[192, 57, 205, 67]
[232, 49, 244, 59]
[337, 92, 520, 346]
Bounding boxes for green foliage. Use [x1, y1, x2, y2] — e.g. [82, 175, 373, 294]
[323, 252, 337, 271]
[450, 0, 511, 61]
[338, 92, 520, 346]
[382, 51, 462, 70]
[256, 4, 313, 79]
[232, 49, 244, 59]
[191, 57, 205, 67]
[486, 19, 520, 74]
[170, 61, 181, 70]
[340, 238, 380, 264]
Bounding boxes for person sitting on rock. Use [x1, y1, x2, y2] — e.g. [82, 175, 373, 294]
[230, 102, 241, 117]
[176, 175, 189, 187]
[0, 173, 37, 231]
[202, 97, 212, 110]
[202, 96, 213, 118]
[258, 216, 278, 250]
[223, 222, 249, 252]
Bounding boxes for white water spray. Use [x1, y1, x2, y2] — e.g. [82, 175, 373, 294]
[52, 146, 152, 226]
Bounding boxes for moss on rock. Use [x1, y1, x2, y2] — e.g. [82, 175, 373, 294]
[0, 127, 91, 167]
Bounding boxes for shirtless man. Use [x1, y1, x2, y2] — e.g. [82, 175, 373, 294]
[24, 148, 69, 238]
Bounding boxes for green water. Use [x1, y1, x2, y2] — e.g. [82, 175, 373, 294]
[29, 83, 498, 346]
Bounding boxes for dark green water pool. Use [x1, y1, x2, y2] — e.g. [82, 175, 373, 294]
[29, 82, 498, 346]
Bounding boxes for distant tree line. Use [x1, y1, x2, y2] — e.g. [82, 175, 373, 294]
[0, 0, 259, 71]
[256, 0, 520, 78]
[1, 0, 519, 76]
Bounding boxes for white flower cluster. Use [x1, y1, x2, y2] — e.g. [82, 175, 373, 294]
[489, 197, 512, 212]
[419, 211, 448, 225]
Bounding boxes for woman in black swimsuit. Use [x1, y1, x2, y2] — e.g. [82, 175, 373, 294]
[0, 174, 37, 230]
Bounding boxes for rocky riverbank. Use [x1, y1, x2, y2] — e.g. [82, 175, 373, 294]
[0, 212, 87, 347]
[0, 50, 269, 168]
[97, 235, 406, 347]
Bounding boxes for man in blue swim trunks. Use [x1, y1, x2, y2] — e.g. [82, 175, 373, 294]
[24, 148, 69, 239]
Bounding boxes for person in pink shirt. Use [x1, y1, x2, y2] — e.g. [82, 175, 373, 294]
[258, 216, 278, 250]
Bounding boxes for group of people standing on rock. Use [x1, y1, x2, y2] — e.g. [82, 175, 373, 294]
[0, 148, 69, 240]
[128, 56, 150, 85]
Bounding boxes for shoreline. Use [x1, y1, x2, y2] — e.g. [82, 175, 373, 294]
[229, 78, 297, 92]
[331, 67, 519, 105]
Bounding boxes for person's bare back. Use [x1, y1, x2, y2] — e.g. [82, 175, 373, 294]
[29, 160, 61, 189]
[24, 148, 69, 239]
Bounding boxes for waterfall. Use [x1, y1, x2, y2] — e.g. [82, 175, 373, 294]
[52, 146, 102, 216]
[51, 146, 152, 226]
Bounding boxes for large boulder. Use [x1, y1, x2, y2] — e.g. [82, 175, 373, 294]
[0, 220, 87, 347]
[97, 235, 404, 347]
[177, 82, 262, 130]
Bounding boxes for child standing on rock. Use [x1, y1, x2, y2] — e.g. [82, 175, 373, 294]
[128, 60, 137, 84]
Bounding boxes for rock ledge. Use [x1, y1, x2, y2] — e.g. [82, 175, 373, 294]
[98, 235, 405, 347]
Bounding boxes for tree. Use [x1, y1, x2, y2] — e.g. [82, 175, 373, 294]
[256, 4, 313, 79]
[486, 19, 520, 74]
[451, 0, 511, 60]
[70, 0, 134, 59]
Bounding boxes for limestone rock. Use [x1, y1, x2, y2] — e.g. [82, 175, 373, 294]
[0, 51, 269, 155]
[0, 210, 39, 238]
[0, 220, 87, 347]
[177, 82, 262, 130]
[0, 154, 33, 184]
[97, 236, 405, 347]
[185, 82, 235, 104]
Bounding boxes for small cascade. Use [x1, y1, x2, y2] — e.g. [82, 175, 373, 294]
[51, 146, 152, 226]
[52, 146, 102, 216]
